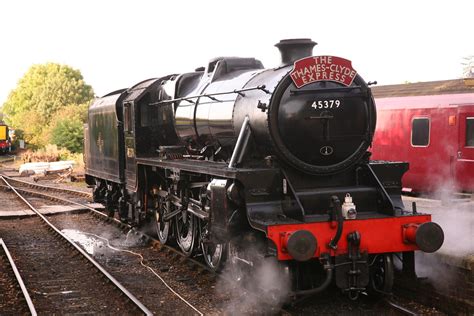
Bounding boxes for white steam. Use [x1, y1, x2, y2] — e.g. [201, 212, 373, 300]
[406, 196, 474, 257]
[404, 193, 474, 292]
[217, 257, 290, 315]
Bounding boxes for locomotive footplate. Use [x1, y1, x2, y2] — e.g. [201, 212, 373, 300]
[334, 231, 369, 296]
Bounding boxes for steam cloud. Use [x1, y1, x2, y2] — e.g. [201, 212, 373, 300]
[407, 184, 474, 292]
[217, 256, 290, 315]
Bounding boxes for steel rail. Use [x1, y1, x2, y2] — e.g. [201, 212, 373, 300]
[1, 174, 91, 198]
[1, 176, 206, 315]
[0, 238, 38, 316]
[7, 183, 214, 282]
[384, 299, 418, 316]
[6, 184, 213, 274]
[0, 175, 153, 316]
[0, 155, 15, 163]
[2, 179, 287, 315]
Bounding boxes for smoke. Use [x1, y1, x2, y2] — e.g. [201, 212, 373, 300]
[414, 252, 457, 293]
[431, 203, 473, 257]
[217, 255, 291, 315]
[407, 195, 474, 257]
[406, 188, 474, 292]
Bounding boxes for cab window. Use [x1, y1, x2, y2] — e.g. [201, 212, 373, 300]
[124, 103, 132, 133]
[411, 117, 430, 147]
[466, 117, 474, 147]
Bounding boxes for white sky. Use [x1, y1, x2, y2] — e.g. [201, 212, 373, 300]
[0, 0, 473, 104]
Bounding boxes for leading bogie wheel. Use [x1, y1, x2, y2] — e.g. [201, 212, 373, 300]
[202, 241, 227, 272]
[369, 253, 394, 295]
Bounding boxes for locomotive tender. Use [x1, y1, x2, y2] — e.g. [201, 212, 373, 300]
[84, 39, 444, 298]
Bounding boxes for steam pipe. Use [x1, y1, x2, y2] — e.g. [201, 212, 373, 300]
[228, 115, 250, 168]
[292, 264, 333, 296]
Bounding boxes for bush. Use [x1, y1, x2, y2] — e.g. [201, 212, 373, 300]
[50, 118, 84, 153]
[47, 103, 88, 153]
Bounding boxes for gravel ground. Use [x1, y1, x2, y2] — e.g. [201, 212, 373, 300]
[0, 216, 143, 315]
[48, 212, 222, 315]
[0, 245, 30, 315]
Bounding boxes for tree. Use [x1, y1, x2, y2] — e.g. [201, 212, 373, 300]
[2, 63, 94, 147]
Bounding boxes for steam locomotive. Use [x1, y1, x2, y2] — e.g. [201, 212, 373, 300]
[84, 39, 444, 298]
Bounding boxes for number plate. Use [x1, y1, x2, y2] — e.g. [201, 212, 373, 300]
[311, 99, 341, 109]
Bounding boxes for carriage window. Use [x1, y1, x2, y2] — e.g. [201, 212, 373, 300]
[411, 118, 430, 147]
[466, 117, 474, 147]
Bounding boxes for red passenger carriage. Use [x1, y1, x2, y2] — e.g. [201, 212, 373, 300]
[372, 79, 474, 193]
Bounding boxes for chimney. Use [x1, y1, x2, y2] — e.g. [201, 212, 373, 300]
[275, 38, 317, 66]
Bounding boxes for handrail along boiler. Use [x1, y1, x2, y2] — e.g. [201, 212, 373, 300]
[84, 39, 444, 298]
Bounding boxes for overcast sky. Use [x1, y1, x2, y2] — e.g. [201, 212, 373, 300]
[0, 0, 473, 105]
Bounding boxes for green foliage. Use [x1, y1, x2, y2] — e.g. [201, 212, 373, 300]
[46, 102, 88, 153]
[10, 128, 24, 149]
[50, 116, 84, 153]
[2, 63, 94, 147]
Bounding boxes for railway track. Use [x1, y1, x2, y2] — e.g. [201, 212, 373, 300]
[0, 174, 207, 315]
[0, 175, 152, 315]
[384, 299, 418, 315]
[0, 173, 213, 274]
[0, 174, 444, 315]
[0, 238, 37, 315]
[1, 173, 91, 199]
[0, 154, 15, 164]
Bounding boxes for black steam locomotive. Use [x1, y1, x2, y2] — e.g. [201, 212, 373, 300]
[84, 39, 444, 298]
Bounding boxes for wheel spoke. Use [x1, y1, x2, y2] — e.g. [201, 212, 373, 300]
[176, 212, 196, 256]
[202, 242, 226, 271]
[155, 197, 171, 244]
